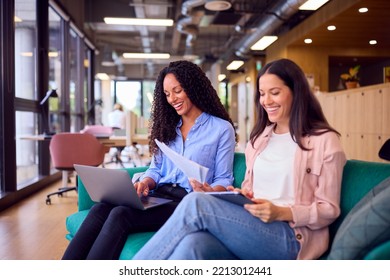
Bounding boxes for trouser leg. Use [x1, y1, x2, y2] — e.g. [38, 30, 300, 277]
[62, 203, 114, 260]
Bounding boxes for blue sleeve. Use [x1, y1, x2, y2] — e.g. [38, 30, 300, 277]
[141, 152, 162, 183]
[210, 124, 235, 188]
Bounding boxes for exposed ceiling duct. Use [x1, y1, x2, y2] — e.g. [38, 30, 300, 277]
[234, 0, 307, 58]
[177, 0, 206, 52]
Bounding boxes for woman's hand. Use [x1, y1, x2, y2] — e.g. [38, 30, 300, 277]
[134, 180, 152, 197]
[189, 178, 215, 192]
[244, 199, 292, 223]
[226, 186, 254, 199]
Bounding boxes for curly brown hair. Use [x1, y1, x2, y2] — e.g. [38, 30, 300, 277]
[149, 60, 236, 154]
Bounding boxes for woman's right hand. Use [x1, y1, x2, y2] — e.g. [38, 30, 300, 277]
[134, 181, 150, 197]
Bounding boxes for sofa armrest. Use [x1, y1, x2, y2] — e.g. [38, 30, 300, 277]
[77, 166, 149, 211]
[364, 240, 390, 260]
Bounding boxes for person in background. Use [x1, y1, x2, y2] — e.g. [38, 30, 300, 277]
[107, 102, 126, 129]
[62, 60, 237, 260]
[133, 58, 347, 260]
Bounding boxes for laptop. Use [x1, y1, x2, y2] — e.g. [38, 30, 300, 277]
[73, 164, 172, 210]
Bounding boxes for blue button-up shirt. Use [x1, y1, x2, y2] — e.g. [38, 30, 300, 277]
[142, 112, 236, 193]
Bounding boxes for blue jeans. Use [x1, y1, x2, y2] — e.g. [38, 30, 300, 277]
[133, 192, 300, 260]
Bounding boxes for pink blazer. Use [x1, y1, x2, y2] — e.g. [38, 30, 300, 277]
[242, 124, 347, 259]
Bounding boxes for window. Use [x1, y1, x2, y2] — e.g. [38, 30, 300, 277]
[15, 0, 39, 186]
[48, 7, 62, 133]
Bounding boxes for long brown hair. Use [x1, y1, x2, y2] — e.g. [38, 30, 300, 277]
[250, 58, 340, 150]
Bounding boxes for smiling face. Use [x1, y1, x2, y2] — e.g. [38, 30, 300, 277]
[163, 73, 200, 117]
[259, 73, 293, 134]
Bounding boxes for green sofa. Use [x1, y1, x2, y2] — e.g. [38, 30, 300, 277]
[65, 152, 390, 260]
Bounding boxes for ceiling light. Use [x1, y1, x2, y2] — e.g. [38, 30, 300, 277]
[251, 36, 278, 50]
[49, 52, 59, 57]
[204, 1, 232, 11]
[21, 52, 33, 57]
[95, 73, 110, 80]
[369, 40, 377, 45]
[122, 53, 170, 59]
[304, 38, 313, 44]
[226, 60, 244, 71]
[299, 0, 329, 11]
[218, 74, 226, 81]
[327, 25, 336, 31]
[104, 17, 173, 26]
[359, 7, 368, 13]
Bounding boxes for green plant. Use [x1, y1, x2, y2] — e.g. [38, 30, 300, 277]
[340, 65, 360, 82]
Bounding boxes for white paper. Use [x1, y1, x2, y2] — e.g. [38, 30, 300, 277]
[155, 139, 209, 183]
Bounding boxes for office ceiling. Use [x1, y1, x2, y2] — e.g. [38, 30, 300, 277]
[84, 0, 390, 79]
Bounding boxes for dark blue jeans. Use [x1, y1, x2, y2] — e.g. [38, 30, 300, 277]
[62, 184, 187, 260]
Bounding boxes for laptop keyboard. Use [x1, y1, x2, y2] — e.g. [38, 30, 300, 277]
[141, 197, 158, 207]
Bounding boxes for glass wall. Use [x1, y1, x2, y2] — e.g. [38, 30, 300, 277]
[48, 6, 62, 133]
[15, 0, 39, 186]
[0, 0, 96, 207]
[69, 28, 78, 132]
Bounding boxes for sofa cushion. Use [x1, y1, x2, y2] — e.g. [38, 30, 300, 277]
[327, 177, 390, 259]
[328, 160, 390, 241]
[364, 240, 390, 260]
[65, 210, 90, 240]
[119, 232, 155, 260]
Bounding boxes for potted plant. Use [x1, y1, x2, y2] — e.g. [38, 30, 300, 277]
[340, 65, 360, 89]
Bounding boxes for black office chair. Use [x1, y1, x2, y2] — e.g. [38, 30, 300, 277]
[379, 138, 390, 161]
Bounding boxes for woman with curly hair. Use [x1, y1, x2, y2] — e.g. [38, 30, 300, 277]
[62, 60, 236, 260]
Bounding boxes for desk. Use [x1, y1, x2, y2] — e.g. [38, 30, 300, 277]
[19, 134, 150, 147]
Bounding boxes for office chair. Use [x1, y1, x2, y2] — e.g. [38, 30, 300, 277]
[379, 138, 390, 161]
[46, 132, 106, 205]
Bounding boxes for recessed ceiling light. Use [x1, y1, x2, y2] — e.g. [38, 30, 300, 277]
[299, 0, 329, 11]
[226, 60, 244, 71]
[218, 74, 226, 81]
[95, 73, 110, 80]
[204, 1, 232, 11]
[369, 40, 377, 45]
[359, 7, 368, 13]
[327, 25, 336, 31]
[122, 53, 170, 59]
[104, 17, 173, 26]
[304, 38, 313, 44]
[251, 36, 278, 50]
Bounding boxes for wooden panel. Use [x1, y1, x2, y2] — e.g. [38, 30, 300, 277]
[382, 87, 390, 135]
[317, 83, 390, 163]
[334, 94, 351, 135]
[362, 134, 384, 162]
[362, 88, 383, 134]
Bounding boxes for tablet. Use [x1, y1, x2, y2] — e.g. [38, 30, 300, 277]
[207, 191, 254, 206]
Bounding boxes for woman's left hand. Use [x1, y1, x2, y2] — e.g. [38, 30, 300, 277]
[189, 178, 214, 192]
[244, 199, 281, 223]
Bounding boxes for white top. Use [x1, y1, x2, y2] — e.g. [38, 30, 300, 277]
[252, 131, 297, 206]
[108, 109, 126, 129]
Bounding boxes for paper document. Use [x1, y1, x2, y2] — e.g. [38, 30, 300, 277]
[155, 139, 209, 183]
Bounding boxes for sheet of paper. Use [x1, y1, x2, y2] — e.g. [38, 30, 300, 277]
[155, 139, 209, 183]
